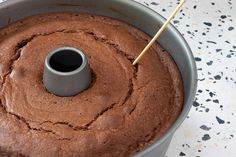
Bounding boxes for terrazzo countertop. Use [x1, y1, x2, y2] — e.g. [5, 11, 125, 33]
[134, 0, 235, 157]
[0, 0, 235, 157]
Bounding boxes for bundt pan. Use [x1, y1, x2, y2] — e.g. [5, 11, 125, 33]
[0, 0, 197, 157]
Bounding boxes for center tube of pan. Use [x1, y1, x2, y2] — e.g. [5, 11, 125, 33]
[43, 47, 91, 97]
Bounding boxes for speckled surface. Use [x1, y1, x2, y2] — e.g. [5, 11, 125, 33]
[0, 0, 235, 157]
[133, 0, 236, 157]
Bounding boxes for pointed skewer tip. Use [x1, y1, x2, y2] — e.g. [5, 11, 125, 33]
[132, 0, 186, 65]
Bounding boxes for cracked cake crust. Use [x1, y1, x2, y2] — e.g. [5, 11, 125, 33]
[0, 13, 184, 157]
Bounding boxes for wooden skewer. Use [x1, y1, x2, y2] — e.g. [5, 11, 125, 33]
[132, 0, 186, 65]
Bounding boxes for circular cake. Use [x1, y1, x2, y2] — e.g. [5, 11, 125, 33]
[0, 13, 184, 157]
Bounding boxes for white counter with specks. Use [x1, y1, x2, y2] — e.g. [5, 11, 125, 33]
[134, 1, 235, 157]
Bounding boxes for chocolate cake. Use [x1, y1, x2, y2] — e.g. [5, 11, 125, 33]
[0, 13, 184, 157]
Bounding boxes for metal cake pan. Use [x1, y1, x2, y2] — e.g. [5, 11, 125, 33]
[0, 0, 197, 157]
